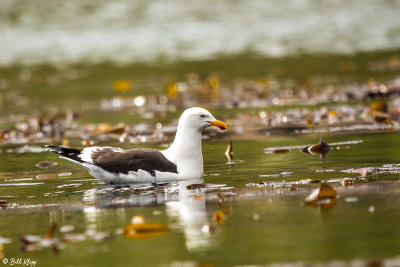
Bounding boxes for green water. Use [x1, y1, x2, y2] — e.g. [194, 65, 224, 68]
[1, 46, 400, 266]
[1, 132, 400, 266]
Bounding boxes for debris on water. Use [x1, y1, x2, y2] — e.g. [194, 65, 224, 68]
[341, 178, 355, 186]
[305, 184, 338, 208]
[217, 192, 225, 203]
[271, 149, 290, 154]
[124, 216, 169, 240]
[280, 171, 293, 176]
[44, 223, 57, 239]
[56, 183, 82, 188]
[85, 229, 113, 242]
[215, 192, 236, 203]
[20, 235, 41, 246]
[225, 140, 233, 162]
[368, 205, 376, 213]
[252, 214, 260, 220]
[0, 236, 12, 244]
[35, 161, 58, 169]
[186, 183, 227, 190]
[11, 203, 59, 209]
[21, 224, 60, 253]
[5, 178, 33, 182]
[336, 146, 350, 150]
[0, 182, 44, 187]
[63, 233, 86, 242]
[59, 225, 74, 233]
[371, 100, 388, 114]
[113, 80, 132, 92]
[0, 200, 10, 208]
[259, 174, 280, 178]
[371, 100, 390, 125]
[315, 169, 335, 173]
[10, 145, 47, 153]
[212, 211, 225, 224]
[186, 184, 205, 190]
[58, 172, 72, 177]
[36, 174, 59, 180]
[345, 197, 358, 202]
[301, 139, 332, 159]
[111, 197, 130, 205]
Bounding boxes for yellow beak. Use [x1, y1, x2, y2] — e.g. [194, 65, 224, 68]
[208, 120, 228, 130]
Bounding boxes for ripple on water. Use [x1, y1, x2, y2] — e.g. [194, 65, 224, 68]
[0, 182, 44, 187]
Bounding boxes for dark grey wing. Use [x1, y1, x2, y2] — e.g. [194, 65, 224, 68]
[92, 148, 178, 176]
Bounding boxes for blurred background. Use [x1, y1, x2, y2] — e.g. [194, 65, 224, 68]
[1, 0, 400, 66]
[1, 0, 400, 147]
[1, 0, 400, 146]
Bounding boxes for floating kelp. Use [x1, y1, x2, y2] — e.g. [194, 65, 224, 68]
[0, 200, 10, 208]
[301, 139, 331, 159]
[271, 149, 290, 154]
[225, 140, 233, 162]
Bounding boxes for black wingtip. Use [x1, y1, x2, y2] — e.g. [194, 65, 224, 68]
[45, 145, 84, 163]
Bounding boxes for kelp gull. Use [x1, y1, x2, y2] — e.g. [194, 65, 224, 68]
[46, 107, 227, 183]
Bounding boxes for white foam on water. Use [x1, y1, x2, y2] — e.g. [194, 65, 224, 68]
[1, 0, 400, 66]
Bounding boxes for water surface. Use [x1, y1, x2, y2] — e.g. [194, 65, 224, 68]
[1, 132, 400, 266]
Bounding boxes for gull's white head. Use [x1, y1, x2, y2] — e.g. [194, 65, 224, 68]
[178, 107, 228, 132]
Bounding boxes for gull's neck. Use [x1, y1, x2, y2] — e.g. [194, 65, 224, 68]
[162, 122, 203, 179]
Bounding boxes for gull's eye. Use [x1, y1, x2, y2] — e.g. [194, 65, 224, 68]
[200, 114, 206, 118]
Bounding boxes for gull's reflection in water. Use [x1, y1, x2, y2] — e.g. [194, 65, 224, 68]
[166, 180, 213, 252]
[82, 179, 215, 252]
